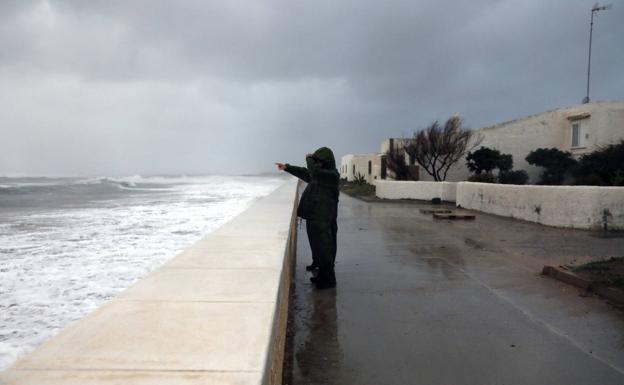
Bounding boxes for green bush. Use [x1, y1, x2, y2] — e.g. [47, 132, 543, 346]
[340, 180, 376, 198]
[497, 154, 513, 173]
[468, 173, 497, 183]
[466, 147, 513, 174]
[498, 170, 529, 185]
[525, 148, 577, 185]
[466, 146, 520, 184]
[572, 141, 624, 186]
[466, 147, 501, 174]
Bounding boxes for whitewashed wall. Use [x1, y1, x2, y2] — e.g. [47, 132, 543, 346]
[456, 182, 624, 230]
[375, 181, 457, 202]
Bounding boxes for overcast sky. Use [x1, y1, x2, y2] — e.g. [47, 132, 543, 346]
[1, 0, 622, 176]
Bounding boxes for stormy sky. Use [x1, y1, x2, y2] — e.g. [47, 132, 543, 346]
[1, 0, 622, 176]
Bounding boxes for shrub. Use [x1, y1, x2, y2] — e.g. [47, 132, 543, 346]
[340, 179, 376, 197]
[497, 154, 513, 173]
[466, 147, 514, 183]
[572, 141, 624, 186]
[498, 170, 529, 185]
[525, 148, 577, 185]
[353, 172, 367, 185]
[466, 147, 502, 175]
[468, 173, 497, 183]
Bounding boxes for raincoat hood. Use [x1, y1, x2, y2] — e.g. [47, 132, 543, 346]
[313, 147, 336, 169]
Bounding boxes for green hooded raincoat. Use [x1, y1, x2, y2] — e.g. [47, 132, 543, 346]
[284, 147, 340, 221]
[284, 147, 339, 275]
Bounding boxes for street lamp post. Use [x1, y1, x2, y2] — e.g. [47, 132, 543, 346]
[583, 3, 611, 104]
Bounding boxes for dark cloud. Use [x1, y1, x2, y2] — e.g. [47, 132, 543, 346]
[1, 0, 622, 175]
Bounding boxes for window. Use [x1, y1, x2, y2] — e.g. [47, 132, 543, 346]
[368, 160, 372, 175]
[352, 164, 355, 176]
[572, 123, 580, 147]
[381, 157, 387, 179]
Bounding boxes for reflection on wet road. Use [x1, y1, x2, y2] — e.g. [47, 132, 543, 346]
[283, 193, 624, 385]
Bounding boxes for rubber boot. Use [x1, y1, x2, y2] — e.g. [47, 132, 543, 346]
[306, 263, 319, 271]
[310, 269, 336, 289]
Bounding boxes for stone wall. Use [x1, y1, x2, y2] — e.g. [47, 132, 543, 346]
[456, 182, 624, 230]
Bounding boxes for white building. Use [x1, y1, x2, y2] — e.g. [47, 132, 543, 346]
[341, 101, 624, 184]
[339, 154, 379, 183]
[340, 139, 414, 182]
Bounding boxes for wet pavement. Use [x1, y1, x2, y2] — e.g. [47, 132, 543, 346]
[283, 193, 624, 385]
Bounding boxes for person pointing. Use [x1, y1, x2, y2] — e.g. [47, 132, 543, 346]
[276, 147, 339, 289]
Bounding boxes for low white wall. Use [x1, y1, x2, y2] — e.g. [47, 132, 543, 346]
[0, 178, 299, 385]
[375, 180, 457, 202]
[456, 182, 624, 230]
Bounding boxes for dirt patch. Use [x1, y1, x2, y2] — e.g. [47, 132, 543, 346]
[572, 257, 624, 290]
[339, 180, 376, 199]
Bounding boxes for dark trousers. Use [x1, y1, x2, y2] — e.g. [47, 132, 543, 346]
[306, 218, 338, 271]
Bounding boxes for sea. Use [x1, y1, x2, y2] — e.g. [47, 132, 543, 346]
[0, 174, 287, 370]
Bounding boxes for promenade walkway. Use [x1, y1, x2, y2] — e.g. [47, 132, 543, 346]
[284, 193, 624, 385]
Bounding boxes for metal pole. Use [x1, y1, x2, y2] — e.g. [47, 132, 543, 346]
[583, 10, 594, 104]
[583, 4, 611, 104]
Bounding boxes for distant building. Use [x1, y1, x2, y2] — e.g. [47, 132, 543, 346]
[340, 101, 624, 184]
[340, 154, 379, 183]
[339, 139, 412, 182]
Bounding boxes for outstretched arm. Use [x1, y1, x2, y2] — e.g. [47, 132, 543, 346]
[276, 162, 310, 183]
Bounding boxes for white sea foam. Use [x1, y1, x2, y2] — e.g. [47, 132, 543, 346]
[0, 175, 286, 370]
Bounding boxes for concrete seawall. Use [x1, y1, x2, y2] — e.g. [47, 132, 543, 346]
[0, 178, 299, 385]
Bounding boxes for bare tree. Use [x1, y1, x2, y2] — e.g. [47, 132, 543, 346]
[404, 115, 482, 181]
[384, 147, 419, 181]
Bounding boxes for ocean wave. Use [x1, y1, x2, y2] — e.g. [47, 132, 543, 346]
[0, 176, 286, 370]
[0, 175, 282, 191]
